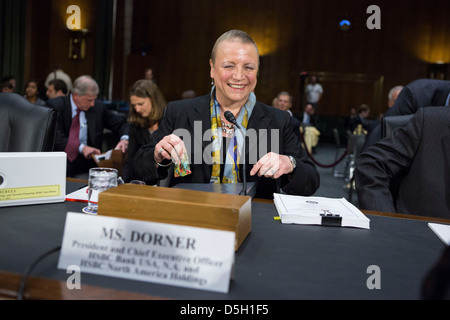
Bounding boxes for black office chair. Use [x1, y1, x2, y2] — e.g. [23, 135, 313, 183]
[345, 130, 366, 202]
[0, 93, 57, 152]
[332, 128, 346, 177]
[382, 114, 414, 138]
[380, 114, 414, 201]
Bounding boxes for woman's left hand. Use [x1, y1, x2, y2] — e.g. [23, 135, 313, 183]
[250, 152, 294, 179]
[115, 139, 129, 153]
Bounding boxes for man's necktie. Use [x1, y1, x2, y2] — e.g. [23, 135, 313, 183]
[65, 108, 81, 162]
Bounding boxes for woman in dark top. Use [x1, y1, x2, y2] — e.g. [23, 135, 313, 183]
[132, 30, 320, 198]
[122, 79, 167, 184]
[24, 79, 46, 106]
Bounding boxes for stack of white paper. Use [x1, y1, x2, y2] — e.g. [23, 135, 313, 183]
[273, 193, 370, 229]
[428, 223, 450, 245]
[65, 186, 89, 203]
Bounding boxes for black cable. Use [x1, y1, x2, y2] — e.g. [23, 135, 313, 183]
[17, 245, 61, 300]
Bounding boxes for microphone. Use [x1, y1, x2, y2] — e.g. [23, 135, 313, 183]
[224, 111, 247, 196]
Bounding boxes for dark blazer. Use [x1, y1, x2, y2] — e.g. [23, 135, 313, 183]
[348, 115, 372, 133]
[300, 111, 316, 127]
[47, 95, 129, 176]
[290, 114, 302, 142]
[355, 106, 450, 218]
[122, 124, 153, 183]
[133, 94, 320, 199]
[364, 79, 450, 149]
[48, 95, 129, 151]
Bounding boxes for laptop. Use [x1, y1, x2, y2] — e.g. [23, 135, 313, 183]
[0, 152, 66, 207]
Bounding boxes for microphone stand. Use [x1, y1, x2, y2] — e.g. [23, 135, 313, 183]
[224, 111, 247, 196]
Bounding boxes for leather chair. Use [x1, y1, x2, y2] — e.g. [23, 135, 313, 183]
[380, 114, 414, 202]
[382, 114, 414, 138]
[0, 93, 57, 152]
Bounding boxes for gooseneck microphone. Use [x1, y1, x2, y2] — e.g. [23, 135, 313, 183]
[224, 111, 247, 196]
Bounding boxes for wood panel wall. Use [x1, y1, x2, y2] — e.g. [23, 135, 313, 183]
[25, 0, 450, 119]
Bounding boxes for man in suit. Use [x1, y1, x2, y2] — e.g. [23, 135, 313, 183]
[355, 106, 450, 218]
[364, 78, 450, 149]
[348, 104, 373, 133]
[46, 79, 67, 100]
[47, 75, 129, 177]
[301, 103, 316, 127]
[274, 91, 302, 142]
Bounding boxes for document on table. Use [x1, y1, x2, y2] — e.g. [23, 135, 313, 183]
[65, 186, 89, 203]
[273, 193, 370, 229]
[93, 149, 113, 162]
[428, 223, 450, 245]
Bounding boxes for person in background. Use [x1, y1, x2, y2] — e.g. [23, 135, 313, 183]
[300, 103, 320, 154]
[305, 75, 323, 110]
[272, 96, 278, 108]
[275, 91, 302, 142]
[181, 89, 196, 99]
[47, 75, 129, 177]
[122, 79, 167, 184]
[355, 106, 450, 218]
[0, 78, 13, 92]
[378, 85, 404, 119]
[363, 78, 450, 150]
[45, 65, 73, 92]
[46, 79, 68, 100]
[24, 79, 46, 106]
[388, 85, 404, 108]
[345, 107, 357, 132]
[132, 30, 320, 199]
[301, 103, 316, 127]
[144, 68, 155, 83]
[0, 75, 15, 93]
[348, 104, 372, 133]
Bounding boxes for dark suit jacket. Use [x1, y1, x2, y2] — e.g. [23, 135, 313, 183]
[47, 95, 129, 151]
[290, 114, 302, 142]
[348, 115, 371, 133]
[122, 124, 153, 183]
[355, 107, 450, 218]
[133, 94, 320, 199]
[364, 79, 450, 149]
[47, 95, 129, 176]
[300, 111, 316, 127]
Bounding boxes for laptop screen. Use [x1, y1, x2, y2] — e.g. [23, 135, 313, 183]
[0, 152, 66, 207]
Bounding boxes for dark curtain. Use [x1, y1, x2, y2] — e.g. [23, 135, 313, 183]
[94, 0, 114, 100]
[0, 0, 26, 93]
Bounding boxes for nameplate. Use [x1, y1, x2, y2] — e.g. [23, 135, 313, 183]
[57, 212, 235, 293]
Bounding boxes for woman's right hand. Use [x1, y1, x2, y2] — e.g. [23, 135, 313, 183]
[154, 134, 186, 165]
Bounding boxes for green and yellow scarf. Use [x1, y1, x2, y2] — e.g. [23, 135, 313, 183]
[209, 86, 255, 184]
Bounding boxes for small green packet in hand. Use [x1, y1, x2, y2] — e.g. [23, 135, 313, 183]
[173, 149, 192, 177]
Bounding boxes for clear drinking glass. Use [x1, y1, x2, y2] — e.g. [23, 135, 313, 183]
[129, 180, 146, 185]
[82, 167, 118, 214]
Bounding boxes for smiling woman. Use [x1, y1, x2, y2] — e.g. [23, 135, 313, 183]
[209, 31, 259, 114]
[132, 29, 320, 199]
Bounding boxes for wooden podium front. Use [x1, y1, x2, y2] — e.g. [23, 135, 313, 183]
[97, 184, 252, 250]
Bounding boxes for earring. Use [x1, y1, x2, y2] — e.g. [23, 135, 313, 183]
[211, 78, 215, 86]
